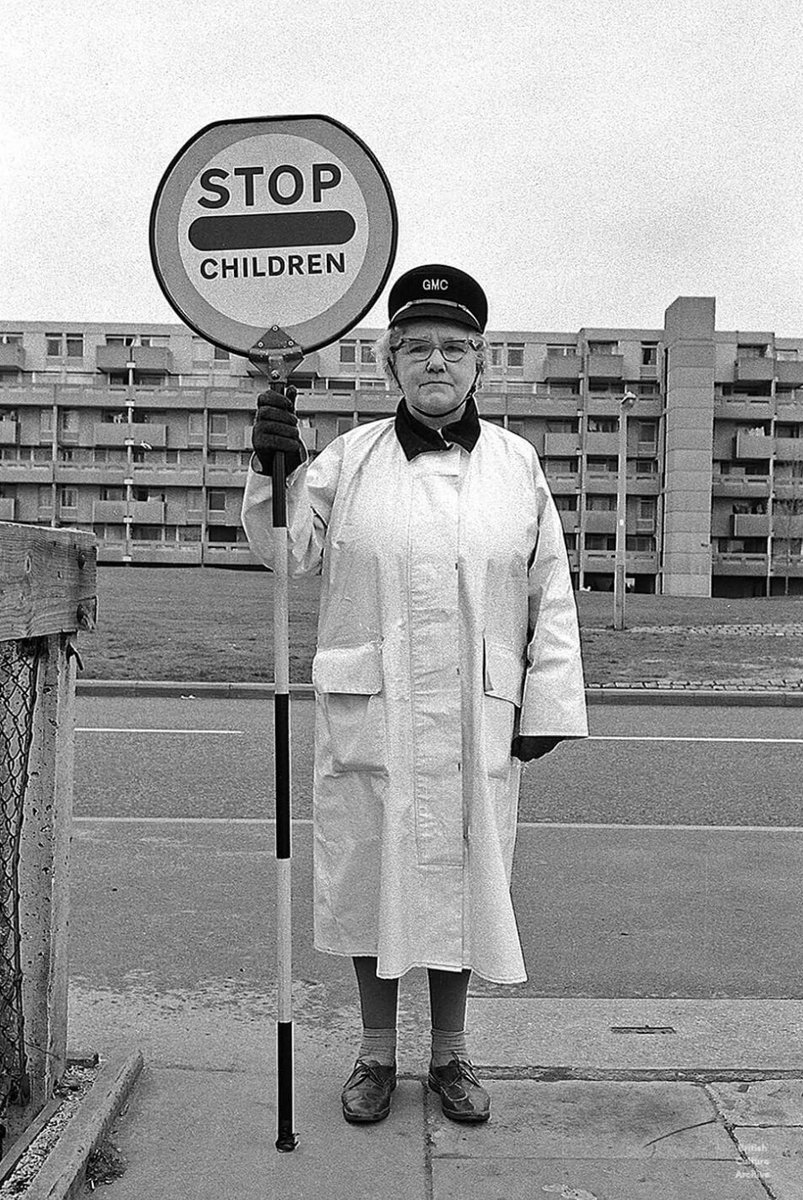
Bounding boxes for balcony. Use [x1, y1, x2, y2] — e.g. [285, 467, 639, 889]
[734, 431, 773, 458]
[712, 553, 768, 575]
[558, 510, 579, 533]
[711, 474, 771, 498]
[733, 514, 770, 537]
[714, 397, 773, 420]
[581, 550, 658, 573]
[93, 499, 166, 522]
[96, 345, 174, 374]
[0, 344, 25, 372]
[585, 432, 620, 455]
[773, 514, 803, 538]
[127, 542, 204, 565]
[542, 355, 580, 381]
[93, 422, 168, 448]
[777, 360, 803, 387]
[584, 511, 617, 534]
[587, 353, 624, 379]
[204, 466, 246, 487]
[775, 438, 803, 462]
[0, 498, 15, 520]
[543, 433, 580, 457]
[0, 419, 18, 444]
[132, 466, 204, 487]
[734, 357, 774, 384]
[0, 463, 53, 483]
[202, 544, 260, 567]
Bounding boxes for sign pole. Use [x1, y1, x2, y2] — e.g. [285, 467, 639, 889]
[250, 353, 300, 1152]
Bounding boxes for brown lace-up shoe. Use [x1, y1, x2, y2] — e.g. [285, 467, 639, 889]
[428, 1054, 491, 1122]
[341, 1058, 397, 1123]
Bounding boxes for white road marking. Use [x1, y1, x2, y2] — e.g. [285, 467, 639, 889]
[588, 735, 803, 744]
[76, 727, 244, 735]
[72, 816, 803, 833]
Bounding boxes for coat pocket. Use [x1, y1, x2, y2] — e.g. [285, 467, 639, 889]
[482, 638, 525, 779]
[312, 642, 386, 775]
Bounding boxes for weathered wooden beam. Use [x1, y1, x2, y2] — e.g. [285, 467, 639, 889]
[0, 524, 97, 642]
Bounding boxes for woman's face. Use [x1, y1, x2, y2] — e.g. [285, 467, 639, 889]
[390, 319, 480, 423]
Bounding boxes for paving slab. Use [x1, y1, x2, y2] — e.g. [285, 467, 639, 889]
[428, 1081, 738, 1160]
[100, 1065, 428, 1200]
[468, 997, 803, 1071]
[710, 1078, 803, 1125]
[430, 1157, 769, 1199]
[732, 1127, 803, 1199]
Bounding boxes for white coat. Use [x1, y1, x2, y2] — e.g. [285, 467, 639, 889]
[241, 414, 588, 983]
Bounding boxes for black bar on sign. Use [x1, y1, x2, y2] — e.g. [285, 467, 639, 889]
[275, 692, 291, 859]
[188, 210, 356, 251]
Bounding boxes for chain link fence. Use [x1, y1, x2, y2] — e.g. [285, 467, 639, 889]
[0, 637, 44, 1122]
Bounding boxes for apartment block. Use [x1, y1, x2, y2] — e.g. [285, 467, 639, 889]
[1, 300, 802, 595]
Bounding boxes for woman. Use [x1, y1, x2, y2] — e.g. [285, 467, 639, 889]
[242, 263, 588, 1125]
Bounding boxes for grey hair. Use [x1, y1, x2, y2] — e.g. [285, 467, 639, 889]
[372, 325, 489, 387]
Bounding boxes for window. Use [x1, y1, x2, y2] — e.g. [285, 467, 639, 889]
[737, 344, 768, 359]
[132, 487, 149, 501]
[179, 526, 202, 542]
[106, 335, 136, 347]
[553, 495, 578, 511]
[208, 490, 226, 512]
[489, 343, 504, 368]
[586, 457, 618, 474]
[46, 333, 63, 357]
[60, 488, 77, 509]
[641, 344, 658, 365]
[38, 486, 53, 509]
[213, 346, 230, 360]
[637, 381, 660, 395]
[59, 409, 79, 433]
[588, 341, 618, 355]
[585, 534, 616, 551]
[65, 334, 84, 358]
[209, 413, 228, 436]
[130, 525, 163, 541]
[187, 489, 203, 510]
[545, 419, 576, 433]
[0, 333, 22, 345]
[360, 343, 374, 365]
[777, 349, 800, 361]
[340, 341, 356, 364]
[633, 458, 658, 474]
[40, 409, 53, 435]
[546, 344, 577, 357]
[101, 409, 127, 423]
[587, 418, 617, 433]
[207, 525, 248, 543]
[626, 535, 655, 552]
[188, 412, 205, 441]
[336, 418, 355, 436]
[545, 458, 578, 475]
[100, 487, 125, 501]
[638, 498, 657, 520]
[58, 448, 74, 463]
[507, 344, 524, 368]
[586, 495, 616, 511]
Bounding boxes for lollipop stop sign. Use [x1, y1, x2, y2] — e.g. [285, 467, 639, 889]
[150, 114, 397, 359]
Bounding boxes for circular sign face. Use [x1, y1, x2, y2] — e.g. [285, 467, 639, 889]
[150, 115, 397, 357]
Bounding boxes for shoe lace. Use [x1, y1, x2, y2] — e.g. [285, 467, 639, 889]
[351, 1057, 390, 1086]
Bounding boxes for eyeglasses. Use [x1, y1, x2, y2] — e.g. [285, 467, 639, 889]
[391, 338, 478, 362]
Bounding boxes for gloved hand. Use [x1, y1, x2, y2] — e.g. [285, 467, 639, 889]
[511, 735, 564, 762]
[252, 386, 304, 476]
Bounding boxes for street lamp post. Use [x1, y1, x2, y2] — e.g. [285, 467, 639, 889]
[614, 391, 638, 630]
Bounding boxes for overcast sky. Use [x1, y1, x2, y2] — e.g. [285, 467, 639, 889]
[4, 0, 802, 336]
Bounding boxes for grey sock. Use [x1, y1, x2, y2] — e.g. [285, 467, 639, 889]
[431, 1027, 468, 1067]
[358, 1026, 397, 1067]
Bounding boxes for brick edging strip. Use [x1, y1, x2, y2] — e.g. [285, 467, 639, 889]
[24, 1049, 144, 1200]
[76, 680, 803, 706]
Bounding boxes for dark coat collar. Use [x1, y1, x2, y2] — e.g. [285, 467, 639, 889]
[394, 394, 481, 461]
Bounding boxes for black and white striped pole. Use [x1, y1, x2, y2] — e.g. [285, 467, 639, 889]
[265, 361, 299, 1153]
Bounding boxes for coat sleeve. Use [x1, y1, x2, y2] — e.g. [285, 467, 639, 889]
[240, 441, 344, 577]
[518, 455, 589, 738]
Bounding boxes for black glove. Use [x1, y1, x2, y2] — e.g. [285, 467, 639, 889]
[252, 386, 304, 476]
[511, 735, 564, 762]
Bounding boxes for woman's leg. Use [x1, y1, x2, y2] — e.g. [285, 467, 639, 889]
[427, 967, 471, 1065]
[352, 955, 398, 1065]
